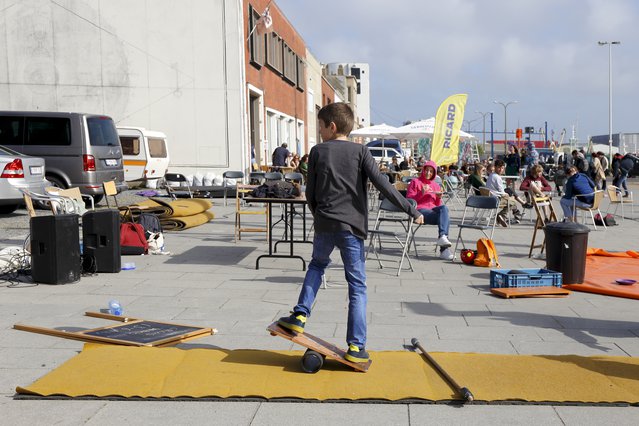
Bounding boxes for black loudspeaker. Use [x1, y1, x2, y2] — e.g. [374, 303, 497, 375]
[31, 215, 81, 284]
[82, 210, 121, 273]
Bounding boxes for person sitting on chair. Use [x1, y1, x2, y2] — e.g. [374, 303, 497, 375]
[486, 159, 526, 226]
[406, 160, 453, 260]
[468, 163, 486, 195]
[560, 166, 595, 221]
[520, 164, 552, 204]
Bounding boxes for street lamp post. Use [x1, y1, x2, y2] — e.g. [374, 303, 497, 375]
[598, 41, 621, 166]
[475, 111, 490, 152]
[493, 100, 518, 155]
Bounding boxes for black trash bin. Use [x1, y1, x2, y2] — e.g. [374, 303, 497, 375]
[544, 222, 590, 284]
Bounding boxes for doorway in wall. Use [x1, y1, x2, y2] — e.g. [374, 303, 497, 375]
[249, 94, 261, 168]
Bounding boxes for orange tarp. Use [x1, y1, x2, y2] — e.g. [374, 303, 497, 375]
[563, 248, 639, 299]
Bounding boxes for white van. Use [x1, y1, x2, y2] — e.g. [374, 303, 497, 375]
[117, 127, 170, 186]
[368, 147, 404, 164]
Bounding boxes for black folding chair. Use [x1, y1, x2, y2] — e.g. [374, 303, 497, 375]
[453, 195, 500, 261]
[164, 173, 192, 200]
[366, 198, 417, 276]
[223, 171, 244, 206]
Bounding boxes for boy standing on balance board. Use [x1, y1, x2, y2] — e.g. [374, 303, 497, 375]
[278, 103, 424, 363]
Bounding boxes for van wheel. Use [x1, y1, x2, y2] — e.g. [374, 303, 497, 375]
[46, 175, 67, 189]
[0, 205, 18, 214]
[90, 195, 104, 206]
[36, 175, 68, 209]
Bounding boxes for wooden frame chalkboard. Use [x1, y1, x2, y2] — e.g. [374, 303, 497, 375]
[14, 312, 216, 347]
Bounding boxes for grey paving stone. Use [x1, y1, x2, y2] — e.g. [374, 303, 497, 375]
[252, 402, 409, 426]
[0, 400, 106, 425]
[85, 401, 260, 426]
[410, 404, 563, 425]
[555, 406, 639, 426]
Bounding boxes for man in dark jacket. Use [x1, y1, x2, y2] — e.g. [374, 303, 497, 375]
[272, 143, 290, 168]
[277, 103, 423, 364]
[560, 166, 596, 221]
[613, 153, 639, 197]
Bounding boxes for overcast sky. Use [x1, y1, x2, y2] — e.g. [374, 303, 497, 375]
[276, 0, 638, 143]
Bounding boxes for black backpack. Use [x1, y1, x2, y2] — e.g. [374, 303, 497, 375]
[138, 213, 162, 236]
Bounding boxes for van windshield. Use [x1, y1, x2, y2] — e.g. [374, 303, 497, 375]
[87, 116, 119, 146]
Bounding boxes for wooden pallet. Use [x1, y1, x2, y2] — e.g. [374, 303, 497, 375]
[491, 286, 571, 299]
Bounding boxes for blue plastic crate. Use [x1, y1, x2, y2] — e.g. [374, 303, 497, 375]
[490, 268, 562, 288]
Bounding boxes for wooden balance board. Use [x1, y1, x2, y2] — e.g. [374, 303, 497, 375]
[267, 321, 371, 373]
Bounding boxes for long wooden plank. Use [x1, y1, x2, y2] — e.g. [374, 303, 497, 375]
[491, 286, 571, 299]
[14, 316, 216, 347]
[267, 321, 371, 372]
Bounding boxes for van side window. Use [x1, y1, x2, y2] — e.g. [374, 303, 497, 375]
[148, 138, 168, 158]
[87, 116, 119, 146]
[25, 117, 71, 146]
[0, 117, 23, 145]
[120, 137, 141, 155]
[369, 149, 383, 158]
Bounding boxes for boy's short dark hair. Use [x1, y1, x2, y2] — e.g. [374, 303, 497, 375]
[494, 159, 505, 168]
[318, 102, 355, 135]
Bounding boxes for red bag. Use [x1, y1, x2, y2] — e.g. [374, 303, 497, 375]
[120, 222, 148, 255]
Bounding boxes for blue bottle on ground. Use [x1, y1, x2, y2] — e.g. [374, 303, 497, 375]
[108, 300, 123, 316]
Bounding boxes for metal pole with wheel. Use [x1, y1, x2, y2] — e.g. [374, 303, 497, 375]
[411, 337, 474, 403]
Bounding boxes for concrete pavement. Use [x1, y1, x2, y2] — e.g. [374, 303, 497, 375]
[1, 185, 638, 425]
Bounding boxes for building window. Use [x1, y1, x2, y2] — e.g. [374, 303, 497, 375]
[282, 43, 296, 84]
[248, 6, 265, 67]
[296, 56, 305, 91]
[351, 66, 361, 79]
[266, 33, 283, 73]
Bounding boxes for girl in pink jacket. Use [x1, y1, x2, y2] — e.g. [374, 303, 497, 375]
[406, 160, 453, 260]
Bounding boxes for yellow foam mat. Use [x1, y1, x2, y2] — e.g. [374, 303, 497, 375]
[16, 344, 639, 403]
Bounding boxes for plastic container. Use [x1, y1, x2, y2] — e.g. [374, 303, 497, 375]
[490, 268, 563, 288]
[108, 300, 123, 316]
[544, 222, 590, 285]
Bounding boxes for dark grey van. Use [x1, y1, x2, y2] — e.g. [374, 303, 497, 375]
[0, 112, 127, 203]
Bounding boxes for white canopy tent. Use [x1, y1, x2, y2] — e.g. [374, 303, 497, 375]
[350, 123, 399, 138]
[391, 118, 475, 140]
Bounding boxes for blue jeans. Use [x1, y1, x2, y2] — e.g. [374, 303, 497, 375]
[293, 231, 367, 349]
[613, 172, 629, 195]
[417, 205, 450, 238]
[560, 197, 591, 219]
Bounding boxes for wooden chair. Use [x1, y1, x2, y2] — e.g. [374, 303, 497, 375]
[528, 194, 558, 258]
[480, 186, 515, 225]
[102, 180, 120, 208]
[20, 189, 66, 215]
[23, 193, 36, 218]
[234, 184, 268, 242]
[606, 185, 634, 220]
[46, 186, 94, 214]
[223, 171, 244, 206]
[573, 190, 606, 230]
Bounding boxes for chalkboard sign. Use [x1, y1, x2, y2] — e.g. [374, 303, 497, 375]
[14, 313, 214, 347]
[83, 321, 205, 345]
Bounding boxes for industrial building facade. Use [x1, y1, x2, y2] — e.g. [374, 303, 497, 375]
[0, 0, 364, 176]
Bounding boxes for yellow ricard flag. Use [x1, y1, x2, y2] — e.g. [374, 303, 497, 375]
[431, 94, 467, 166]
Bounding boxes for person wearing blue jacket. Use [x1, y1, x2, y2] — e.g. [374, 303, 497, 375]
[560, 166, 596, 221]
